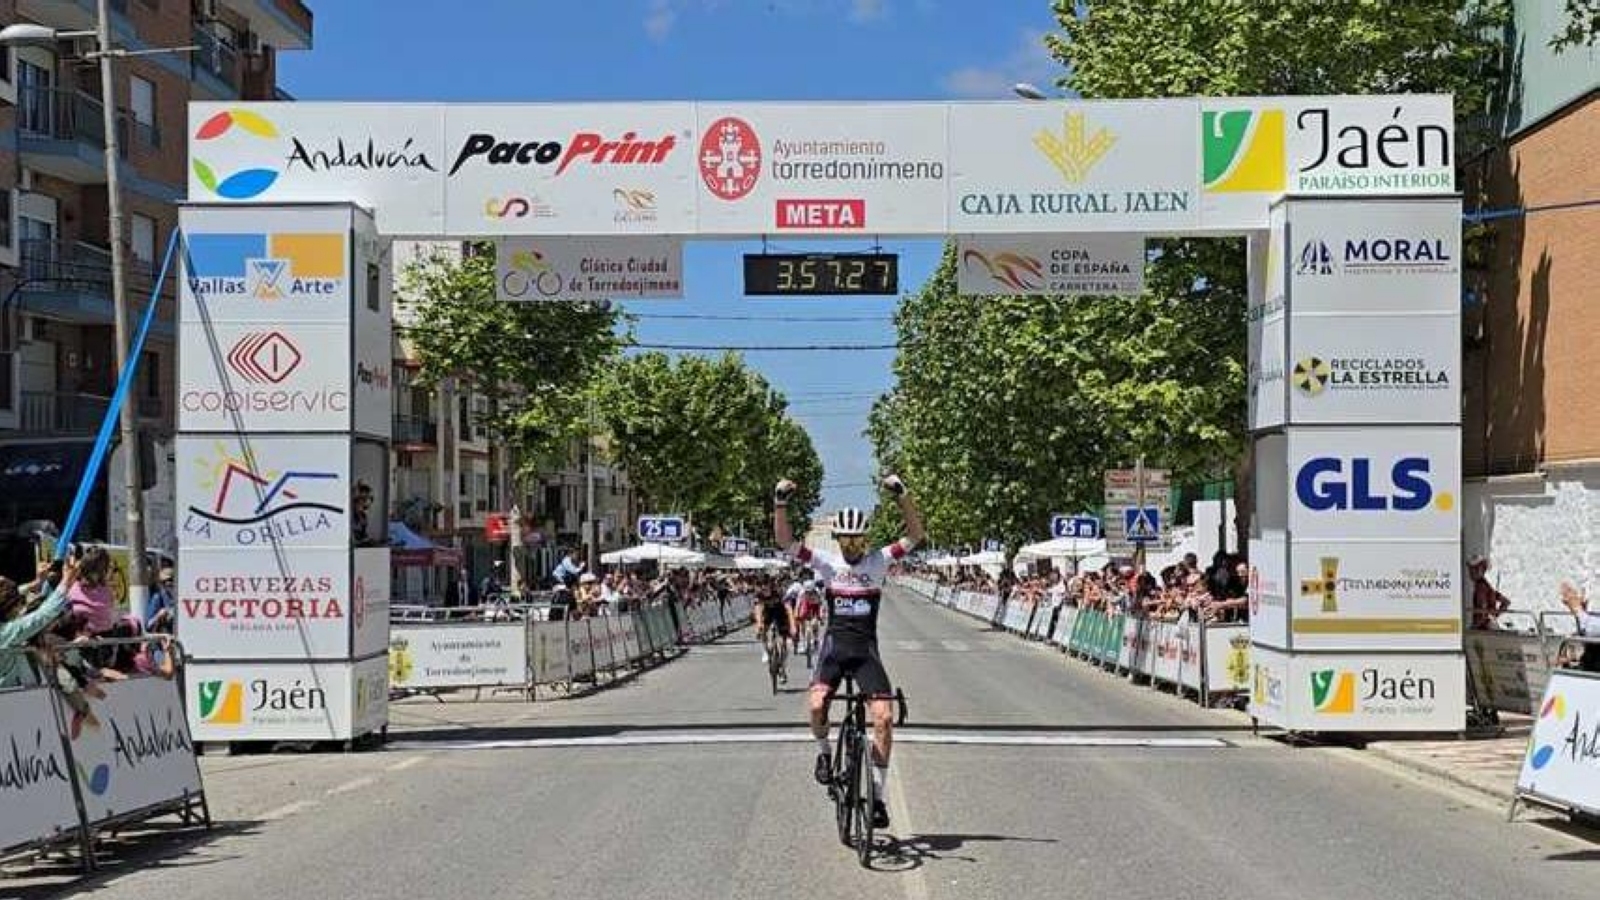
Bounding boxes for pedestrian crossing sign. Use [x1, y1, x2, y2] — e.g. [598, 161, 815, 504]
[1124, 506, 1161, 542]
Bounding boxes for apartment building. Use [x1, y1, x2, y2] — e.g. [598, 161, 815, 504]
[0, 0, 312, 572]
[1460, 0, 1600, 616]
[390, 240, 641, 604]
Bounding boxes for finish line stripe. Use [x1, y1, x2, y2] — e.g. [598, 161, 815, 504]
[386, 731, 1232, 752]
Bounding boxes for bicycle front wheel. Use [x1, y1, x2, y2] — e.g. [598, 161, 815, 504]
[835, 728, 858, 847]
[856, 726, 876, 866]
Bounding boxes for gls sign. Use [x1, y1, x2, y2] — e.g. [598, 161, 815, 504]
[1287, 429, 1459, 541]
[1295, 457, 1450, 513]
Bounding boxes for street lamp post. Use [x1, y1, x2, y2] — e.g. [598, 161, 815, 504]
[0, 12, 195, 620]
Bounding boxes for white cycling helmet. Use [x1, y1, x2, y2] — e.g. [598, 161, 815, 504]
[831, 507, 869, 536]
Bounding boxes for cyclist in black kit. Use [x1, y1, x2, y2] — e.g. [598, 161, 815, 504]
[773, 473, 925, 829]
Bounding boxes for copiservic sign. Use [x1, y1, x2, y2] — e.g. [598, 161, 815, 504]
[188, 96, 1454, 236]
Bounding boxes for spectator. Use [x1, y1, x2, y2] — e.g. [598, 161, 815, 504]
[1558, 581, 1600, 672]
[0, 560, 76, 688]
[551, 547, 586, 589]
[67, 546, 117, 637]
[1468, 556, 1511, 629]
[146, 565, 177, 634]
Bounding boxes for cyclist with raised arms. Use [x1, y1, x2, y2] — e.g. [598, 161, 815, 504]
[773, 473, 925, 829]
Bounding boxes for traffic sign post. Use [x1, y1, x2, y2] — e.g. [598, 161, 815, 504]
[637, 515, 687, 543]
[1051, 515, 1101, 540]
[1104, 465, 1171, 556]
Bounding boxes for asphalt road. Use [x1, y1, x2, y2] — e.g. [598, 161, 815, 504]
[6, 587, 1596, 900]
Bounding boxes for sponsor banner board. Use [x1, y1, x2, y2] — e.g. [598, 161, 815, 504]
[352, 216, 393, 440]
[1249, 643, 1290, 721]
[188, 99, 1455, 237]
[1288, 541, 1462, 651]
[694, 103, 948, 234]
[956, 233, 1145, 297]
[189, 103, 447, 235]
[351, 654, 389, 739]
[179, 205, 354, 324]
[1516, 669, 1600, 815]
[949, 100, 1201, 233]
[1467, 629, 1552, 716]
[1287, 312, 1458, 425]
[178, 321, 351, 432]
[494, 236, 684, 302]
[1284, 197, 1462, 315]
[352, 548, 393, 660]
[1200, 95, 1455, 229]
[1249, 536, 1290, 650]
[1248, 205, 1287, 431]
[188, 658, 381, 742]
[0, 686, 80, 852]
[1287, 426, 1460, 542]
[443, 104, 697, 236]
[176, 547, 352, 659]
[1255, 649, 1465, 732]
[69, 676, 205, 825]
[176, 434, 351, 550]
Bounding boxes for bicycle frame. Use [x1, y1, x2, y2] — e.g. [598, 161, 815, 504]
[823, 679, 908, 865]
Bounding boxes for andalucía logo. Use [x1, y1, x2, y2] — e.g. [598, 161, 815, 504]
[1202, 109, 1286, 193]
[186, 232, 345, 301]
[193, 109, 281, 199]
[1529, 693, 1565, 770]
[182, 445, 343, 546]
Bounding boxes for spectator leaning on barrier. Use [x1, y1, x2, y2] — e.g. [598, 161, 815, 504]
[1557, 581, 1600, 672]
[1468, 555, 1511, 629]
[0, 559, 77, 688]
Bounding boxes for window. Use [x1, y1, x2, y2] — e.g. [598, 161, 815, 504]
[17, 61, 53, 135]
[18, 216, 55, 282]
[129, 74, 157, 147]
[142, 351, 159, 399]
[0, 190, 12, 252]
[1, 46, 11, 84]
[130, 213, 155, 265]
[366, 262, 380, 312]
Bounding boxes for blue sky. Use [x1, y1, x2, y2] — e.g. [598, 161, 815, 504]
[280, 0, 1065, 511]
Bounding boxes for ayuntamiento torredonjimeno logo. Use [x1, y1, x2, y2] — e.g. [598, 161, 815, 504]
[193, 109, 282, 200]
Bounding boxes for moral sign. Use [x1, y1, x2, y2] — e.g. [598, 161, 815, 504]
[1051, 515, 1101, 540]
[638, 516, 686, 543]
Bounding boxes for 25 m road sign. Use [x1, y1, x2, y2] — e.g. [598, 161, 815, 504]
[638, 516, 686, 543]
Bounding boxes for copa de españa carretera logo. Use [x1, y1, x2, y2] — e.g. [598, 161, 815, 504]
[187, 232, 345, 301]
[197, 680, 245, 725]
[193, 109, 281, 200]
[961, 248, 1044, 291]
[1034, 112, 1115, 184]
[1202, 109, 1286, 193]
[1310, 669, 1357, 714]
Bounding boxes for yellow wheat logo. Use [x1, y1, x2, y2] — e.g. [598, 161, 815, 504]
[1034, 112, 1116, 184]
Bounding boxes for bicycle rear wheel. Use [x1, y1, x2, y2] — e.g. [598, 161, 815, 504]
[768, 633, 780, 695]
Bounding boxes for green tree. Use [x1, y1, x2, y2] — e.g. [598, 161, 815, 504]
[1552, 0, 1600, 51]
[398, 245, 624, 472]
[595, 352, 822, 543]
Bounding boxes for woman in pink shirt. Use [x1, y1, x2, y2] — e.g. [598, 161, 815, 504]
[66, 545, 117, 636]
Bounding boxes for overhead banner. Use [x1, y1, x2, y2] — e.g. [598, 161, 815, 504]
[956, 234, 1145, 297]
[189, 96, 1455, 236]
[1516, 669, 1600, 816]
[495, 236, 684, 302]
[694, 103, 947, 234]
[948, 100, 1201, 233]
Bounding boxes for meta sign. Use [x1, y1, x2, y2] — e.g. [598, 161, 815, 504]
[637, 516, 687, 543]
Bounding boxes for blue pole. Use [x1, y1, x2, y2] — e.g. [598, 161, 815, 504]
[55, 226, 184, 559]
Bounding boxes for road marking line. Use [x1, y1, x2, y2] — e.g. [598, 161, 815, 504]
[260, 799, 315, 821]
[387, 731, 1231, 752]
[386, 755, 428, 772]
[887, 757, 931, 900]
[938, 640, 969, 652]
[326, 775, 377, 796]
[893, 640, 925, 652]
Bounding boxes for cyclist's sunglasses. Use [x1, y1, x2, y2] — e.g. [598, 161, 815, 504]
[836, 535, 869, 553]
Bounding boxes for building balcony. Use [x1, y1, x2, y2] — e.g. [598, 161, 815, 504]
[15, 86, 150, 184]
[15, 240, 173, 339]
[20, 391, 108, 436]
[191, 24, 243, 97]
[393, 414, 439, 447]
[217, 0, 314, 51]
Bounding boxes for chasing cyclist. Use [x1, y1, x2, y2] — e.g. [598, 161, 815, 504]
[773, 473, 925, 829]
[753, 580, 796, 684]
[793, 581, 825, 657]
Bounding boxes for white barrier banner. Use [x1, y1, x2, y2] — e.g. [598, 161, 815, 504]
[530, 621, 571, 683]
[591, 619, 616, 671]
[957, 234, 1145, 297]
[568, 622, 598, 681]
[0, 686, 80, 852]
[1052, 606, 1077, 646]
[1517, 669, 1600, 815]
[1201, 624, 1253, 694]
[71, 676, 204, 825]
[495, 236, 684, 302]
[389, 623, 527, 690]
[1467, 629, 1550, 716]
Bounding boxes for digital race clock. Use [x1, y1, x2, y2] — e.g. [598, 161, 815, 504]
[742, 253, 899, 297]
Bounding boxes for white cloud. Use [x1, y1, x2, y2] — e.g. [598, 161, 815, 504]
[940, 28, 1063, 100]
[644, 0, 677, 42]
[849, 0, 888, 22]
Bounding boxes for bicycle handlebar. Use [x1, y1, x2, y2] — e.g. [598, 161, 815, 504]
[826, 687, 909, 726]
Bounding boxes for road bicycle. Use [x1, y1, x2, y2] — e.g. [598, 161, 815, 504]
[824, 677, 908, 867]
[762, 624, 788, 694]
[800, 617, 823, 669]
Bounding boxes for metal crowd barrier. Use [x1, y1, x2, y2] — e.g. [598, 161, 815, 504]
[1, 638, 210, 873]
[388, 594, 756, 701]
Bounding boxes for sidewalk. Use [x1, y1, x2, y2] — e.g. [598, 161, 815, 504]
[1362, 715, 1531, 803]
